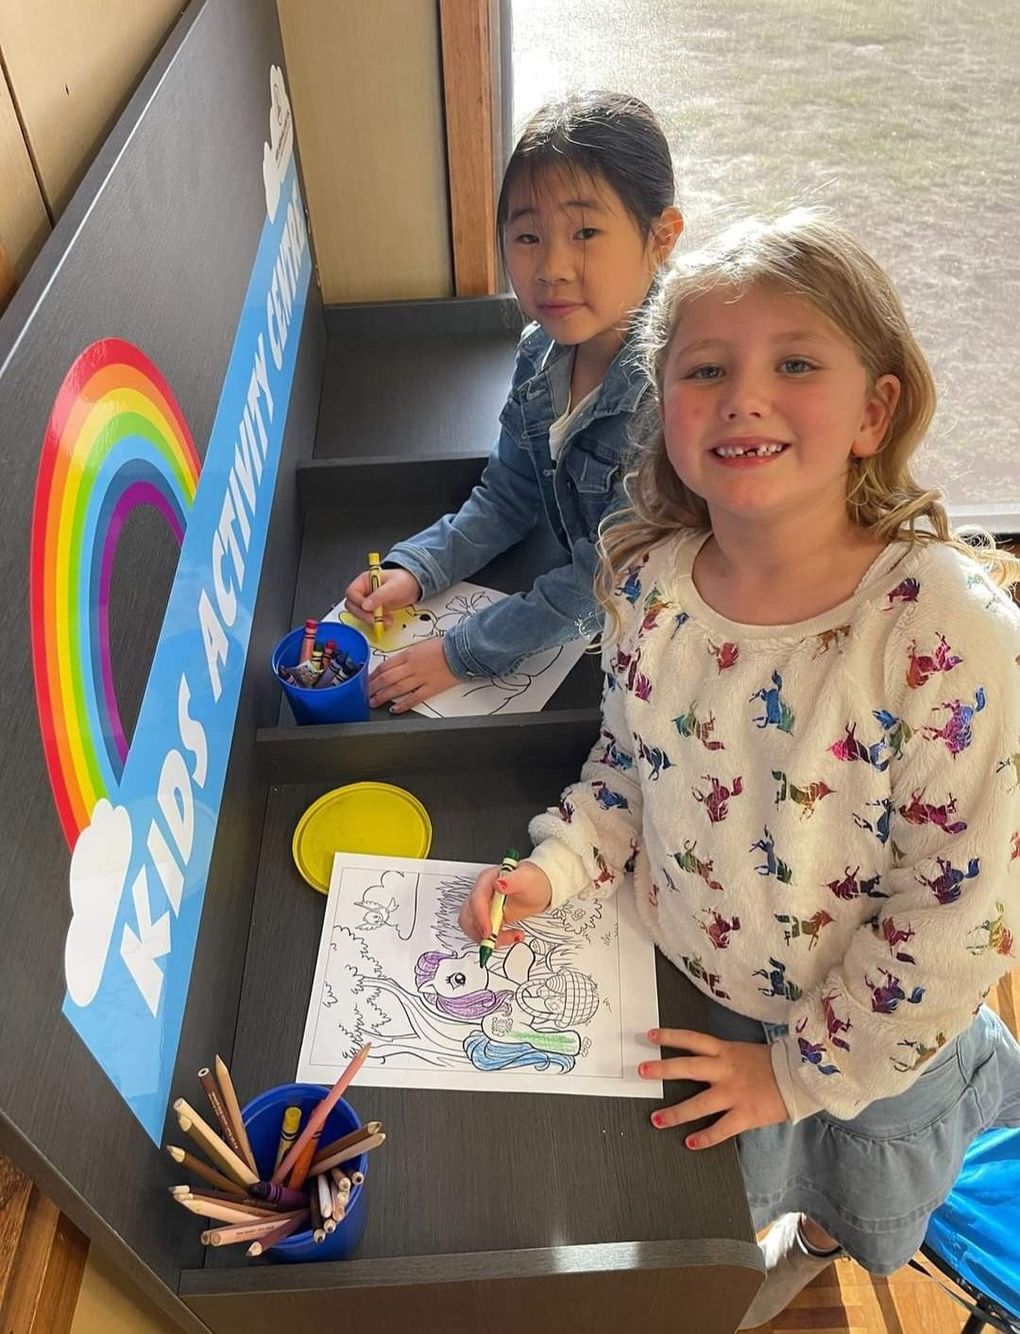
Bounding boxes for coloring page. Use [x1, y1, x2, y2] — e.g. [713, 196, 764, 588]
[323, 580, 590, 717]
[296, 852, 661, 1098]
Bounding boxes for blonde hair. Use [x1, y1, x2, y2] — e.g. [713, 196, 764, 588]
[596, 208, 1019, 636]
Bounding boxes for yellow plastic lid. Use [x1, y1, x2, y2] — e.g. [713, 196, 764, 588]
[292, 782, 433, 894]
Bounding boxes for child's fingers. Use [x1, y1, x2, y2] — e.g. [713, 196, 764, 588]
[499, 863, 552, 919]
[362, 569, 420, 613]
[638, 1055, 718, 1084]
[647, 1027, 723, 1056]
[344, 598, 375, 627]
[459, 867, 500, 941]
[457, 897, 480, 942]
[495, 927, 525, 947]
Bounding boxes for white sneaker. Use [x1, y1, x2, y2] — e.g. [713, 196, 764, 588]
[738, 1212, 844, 1329]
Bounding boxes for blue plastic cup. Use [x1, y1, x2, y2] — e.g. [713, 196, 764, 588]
[241, 1082, 368, 1263]
[272, 621, 370, 725]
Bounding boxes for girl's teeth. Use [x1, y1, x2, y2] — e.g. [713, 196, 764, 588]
[714, 444, 785, 458]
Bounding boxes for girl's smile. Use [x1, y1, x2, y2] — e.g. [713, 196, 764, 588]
[709, 436, 789, 464]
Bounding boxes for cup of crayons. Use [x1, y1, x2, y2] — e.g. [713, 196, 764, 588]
[165, 1043, 387, 1262]
[272, 617, 370, 725]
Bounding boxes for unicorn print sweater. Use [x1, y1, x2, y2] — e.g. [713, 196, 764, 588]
[527, 532, 1020, 1121]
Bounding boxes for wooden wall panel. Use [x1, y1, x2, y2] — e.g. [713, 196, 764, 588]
[439, 0, 498, 295]
[70, 1246, 181, 1334]
[0, 0, 187, 217]
[276, 0, 451, 302]
[0, 1169, 86, 1334]
[0, 59, 49, 286]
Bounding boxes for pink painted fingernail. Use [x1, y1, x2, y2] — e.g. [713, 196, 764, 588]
[647, 1029, 658, 1041]
[639, 1063, 649, 1076]
[651, 1112, 664, 1128]
[686, 1136, 698, 1150]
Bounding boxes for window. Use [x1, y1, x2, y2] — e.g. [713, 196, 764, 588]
[510, 0, 1020, 532]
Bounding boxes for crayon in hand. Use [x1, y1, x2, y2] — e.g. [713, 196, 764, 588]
[367, 552, 385, 641]
[479, 848, 520, 967]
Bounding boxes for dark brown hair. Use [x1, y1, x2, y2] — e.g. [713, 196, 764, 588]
[497, 91, 675, 245]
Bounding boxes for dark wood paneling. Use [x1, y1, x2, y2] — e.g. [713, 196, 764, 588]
[0, 1, 321, 1329]
[324, 294, 521, 340]
[314, 307, 518, 459]
[296, 453, 487, 516]
[184, 1245, 761, 1334]
[255, 709, 601, 785]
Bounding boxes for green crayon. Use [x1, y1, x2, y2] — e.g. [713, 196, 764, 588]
[479, 848, 520, 967]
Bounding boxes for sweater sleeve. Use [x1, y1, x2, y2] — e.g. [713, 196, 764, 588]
[772, 580, 1020, 1122]
[527, 575, 647, 907]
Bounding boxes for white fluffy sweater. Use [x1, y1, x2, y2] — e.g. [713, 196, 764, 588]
[529, 533, 1020, 1121]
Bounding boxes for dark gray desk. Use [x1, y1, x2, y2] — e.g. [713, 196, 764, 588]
[180, 298, 763, 1332]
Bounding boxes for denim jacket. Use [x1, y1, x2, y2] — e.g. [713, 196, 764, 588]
[385, 321, 653, 677]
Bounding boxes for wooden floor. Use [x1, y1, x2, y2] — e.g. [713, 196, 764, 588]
[754, 969, 1018, 1333]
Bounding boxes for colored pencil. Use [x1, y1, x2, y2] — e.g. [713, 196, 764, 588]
[310, 1120, 382, 1170]
[214, 1055, 259, 1175]
[273, 1043, 371, 1184]
[175, 1197, 269, 1225]
[170, 1187, 277, 1213]
[335, 1164, 365, 1187]
[165, 1144, 248, 1198]
[313, 1131, 385, 1174]
[202, 1211, 306, 1247]
[286, 1136, 320, 1192]
[187, 1191, 282, 1216]
[198, 1067, 243, 1158]
[336, 1174, 352, 1209]
[316, 1172, 333, 1220]
[309, 1178, 325, 1243]
[174, 1101, 259, 1188]
[246, 1210, 309, 1256]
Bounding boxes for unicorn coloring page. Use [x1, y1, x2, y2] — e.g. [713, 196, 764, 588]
[296, 853, 661, 1098]
[325, 580, 590, 718]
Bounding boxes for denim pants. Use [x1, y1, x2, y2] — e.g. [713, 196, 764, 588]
[703, 997, 1020, 1274]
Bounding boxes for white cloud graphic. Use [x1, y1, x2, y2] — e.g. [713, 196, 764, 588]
[263, 64, 294, 223]
[64, 798, 133, 1007]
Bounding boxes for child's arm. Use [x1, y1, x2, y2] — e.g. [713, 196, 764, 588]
[384, 440, 542, 605]
[439, 531, 608, 678]
[460, 562, 648, 927]
[772, 582, 1020, 1123]
[525, 592, 647, 906]
[380, 335, 550, 605]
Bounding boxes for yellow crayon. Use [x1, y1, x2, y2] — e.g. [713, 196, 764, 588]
[367, 552, 385, 641]
[274, 1105, 302, 1170]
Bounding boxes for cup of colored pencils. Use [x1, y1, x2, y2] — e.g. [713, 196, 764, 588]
[164, 1043, 386, 1262]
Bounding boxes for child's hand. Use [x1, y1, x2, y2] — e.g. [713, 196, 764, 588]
[458, 861, 553, 945]
[368, 638, 459, 712]
[344, 565, 421, 629]
[639, 1028, 790, 1149]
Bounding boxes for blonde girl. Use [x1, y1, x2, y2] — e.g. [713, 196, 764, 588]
[462, 210, 1020, 1327]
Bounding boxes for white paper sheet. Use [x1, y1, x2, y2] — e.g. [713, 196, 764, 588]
[296, 852, 661, 1098]
[323, 580, 590, 717]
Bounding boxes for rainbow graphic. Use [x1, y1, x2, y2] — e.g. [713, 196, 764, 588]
[30, 339, 201, 847]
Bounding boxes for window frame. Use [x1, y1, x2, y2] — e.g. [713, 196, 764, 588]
[439, 3, 1018, 540]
